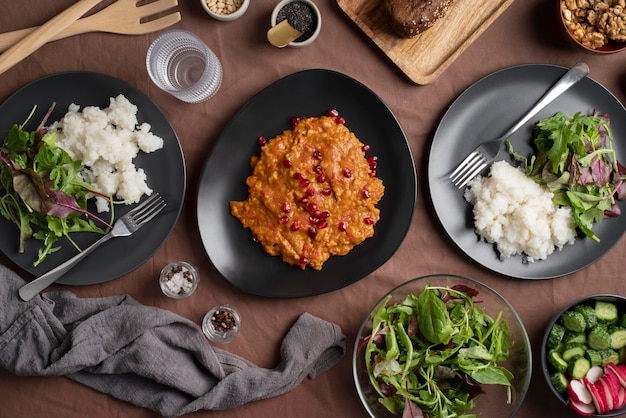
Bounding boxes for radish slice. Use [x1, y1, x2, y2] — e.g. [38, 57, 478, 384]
[568, 398, 596, 416]
[586, 365, 604, 384]
[609, 363, 626, 388]
[616, 387, 626, 410]
[597, 377, 615, 411]
[569, 379, 593, 405]
[585, 380, 607, 414]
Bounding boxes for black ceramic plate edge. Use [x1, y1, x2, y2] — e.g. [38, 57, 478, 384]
[196, 69, 417, 298]
[428, 63, 626, 279]
[0, 72, 186, 285]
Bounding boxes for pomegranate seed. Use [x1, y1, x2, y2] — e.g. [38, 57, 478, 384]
[369, 170, 376, 177]
[368, 155, 378, 170]
[317, 174, 326, 183]
[282, 202, 291, 213]
[338, 221, 348, 232]
[335, 116, 345, 125]
[364, 217, 374, 225]
[362, 144, 371, 152]
[342, 168, 352, 178]
[313, 209, 322, 218]
[308, 203, 318, 212]
[318, 220, 328, 229]
[321, 188, 332, 196]
[283, 159, 292, 168]
[279, 216, 289, 224]
[320, 211, 330, 219]
[299, 255, 308, 265]
[291, 222, 299, 231]
[299, 179, 310, 188]
[327, 108, 339, 117]
[308, 227, 317, 238]
[300, 197, 309, 205]
[257, 136, 267, 146]
[294, 172, 303, 180]
[314, 165, 323, 175]
[313, 150, 323, 160]
[361, 189, 370, 199]
[306, 188, 315, 197]
[291, 116, 300, 126]
[309, 217, 320, 225]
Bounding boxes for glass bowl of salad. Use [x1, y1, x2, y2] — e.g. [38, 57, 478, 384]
[541, 294, 626, 417]
[352, 274, 531, 418]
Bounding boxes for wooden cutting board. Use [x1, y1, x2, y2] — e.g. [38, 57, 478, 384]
[336, 0, 517, 84]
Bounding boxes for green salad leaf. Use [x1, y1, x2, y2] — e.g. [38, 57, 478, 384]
[508, 111, 626, 242]
[359, 284, 515, 418]
[0, 105, 112, 266]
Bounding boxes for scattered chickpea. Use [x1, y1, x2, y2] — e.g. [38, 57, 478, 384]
[561, 0, 626, 49]
[205, 0, 243, 15]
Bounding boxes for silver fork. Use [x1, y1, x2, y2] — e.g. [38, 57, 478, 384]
[18, 193, 166, 301]
[449, 62, 590, 189]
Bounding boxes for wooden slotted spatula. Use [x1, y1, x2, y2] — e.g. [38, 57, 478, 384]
[0, 0, 181, 53]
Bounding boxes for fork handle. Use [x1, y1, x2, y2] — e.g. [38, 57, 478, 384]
[0, 0, 102, 75]
[503, 62, 590, 138]
[18, 233, 113, 302]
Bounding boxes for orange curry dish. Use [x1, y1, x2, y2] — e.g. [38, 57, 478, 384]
[230, 111, 385, 270]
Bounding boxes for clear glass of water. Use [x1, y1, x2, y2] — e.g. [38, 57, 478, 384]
[146, 30, 223, 103]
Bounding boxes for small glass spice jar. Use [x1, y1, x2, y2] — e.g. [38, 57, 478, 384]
[202, 305, 240, 343]
[159, 261, 199, 299]
[271, 0, 321, 47]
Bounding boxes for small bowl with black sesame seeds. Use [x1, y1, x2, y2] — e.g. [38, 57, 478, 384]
[202, 305, 241, 343]
[270, 0, 321, 47]
[201, 0, 249, 21]
[159, 261, 199, 299]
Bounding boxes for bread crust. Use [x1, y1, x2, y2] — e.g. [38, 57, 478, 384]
[381, 0, 454, 38]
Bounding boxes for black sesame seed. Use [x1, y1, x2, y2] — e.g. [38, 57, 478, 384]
[276, 1, 317, 42]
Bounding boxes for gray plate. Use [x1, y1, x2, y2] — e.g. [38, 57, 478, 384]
[428, 63, 626, 279]
[197, 69, 416, 298]
[0, 72, 186, 285]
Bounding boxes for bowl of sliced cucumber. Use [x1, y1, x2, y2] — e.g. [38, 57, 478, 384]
[542, 295, 626, 416]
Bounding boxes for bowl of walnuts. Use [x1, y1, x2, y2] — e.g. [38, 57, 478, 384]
[558, 0, 626, 54]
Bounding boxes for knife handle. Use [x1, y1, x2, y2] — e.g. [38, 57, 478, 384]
[0, 0, 102, 75]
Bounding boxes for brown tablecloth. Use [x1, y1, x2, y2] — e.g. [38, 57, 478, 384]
[1, 0, 625, 417]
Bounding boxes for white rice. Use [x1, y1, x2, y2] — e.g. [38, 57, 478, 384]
[49, 94, 164, 212]
[464, 160, 577, 262]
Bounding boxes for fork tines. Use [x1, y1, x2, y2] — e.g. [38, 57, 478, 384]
[130, 193, 166, 224]
[449, 152, 488, 189]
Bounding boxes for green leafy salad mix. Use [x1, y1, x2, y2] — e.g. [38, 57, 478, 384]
[0, 106, 111, 266]
[359, 284, 514, 418]
[509, 111, 626, 242]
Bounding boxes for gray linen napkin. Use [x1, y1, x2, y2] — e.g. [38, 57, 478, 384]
[0, 265, 346, 417]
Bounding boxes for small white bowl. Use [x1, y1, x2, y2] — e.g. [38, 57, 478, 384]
[270, 0, 321, 47]
[201, 0, 249, 21]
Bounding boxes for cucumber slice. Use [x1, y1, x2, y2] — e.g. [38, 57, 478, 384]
[561, 310, 587, 332]
[550, 371, 569, 394]
[562, 344, 587, 362]
[567, 356, 591, 379]
[585, 349, 603, 367]
[598, 349, 619, 367]
[588, 324, 612, 350]
[564, 332, 587, 345]
[548, 350, 569, 373]
[574, 304, 598, 329]
[609, 326, 626, 349]
[547, 324, 566, 349]
[595, 301, 618, 324]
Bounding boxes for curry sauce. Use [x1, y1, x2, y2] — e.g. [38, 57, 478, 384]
[230, 114, 384, 270]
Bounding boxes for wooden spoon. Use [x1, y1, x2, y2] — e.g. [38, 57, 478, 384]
[267, 20, 303, 48]
[0, 0, 102, 75]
